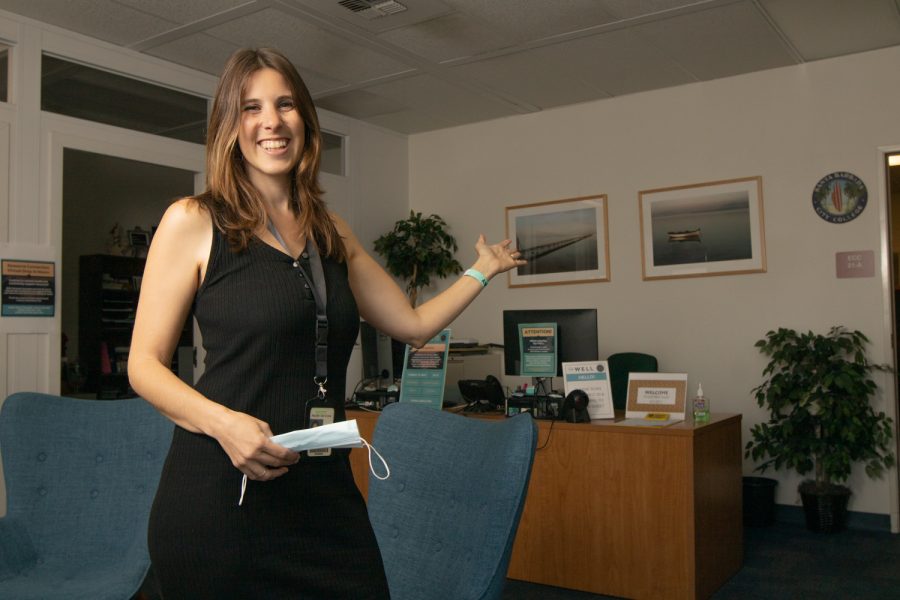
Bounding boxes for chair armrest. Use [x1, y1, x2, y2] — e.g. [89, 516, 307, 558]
[0, 517, 38, 580]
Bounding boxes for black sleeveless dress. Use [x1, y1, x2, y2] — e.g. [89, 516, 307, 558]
[148, 227, 390, 599]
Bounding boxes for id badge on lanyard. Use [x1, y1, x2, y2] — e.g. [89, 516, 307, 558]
[305, 378, 334, 457]
[268, 221, 335, 458]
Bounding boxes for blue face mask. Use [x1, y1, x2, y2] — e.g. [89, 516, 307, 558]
[238, 419, 389, 506]
[273, 419, 363, 452]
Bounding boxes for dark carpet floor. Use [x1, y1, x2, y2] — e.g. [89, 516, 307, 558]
[502, 522, 900, 599]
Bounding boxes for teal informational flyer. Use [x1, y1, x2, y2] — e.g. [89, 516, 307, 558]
[518, 322, 557, 377]
[398, 329, 451, 410]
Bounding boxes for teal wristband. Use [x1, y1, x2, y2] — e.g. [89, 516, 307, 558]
[464, 268, 489, 288]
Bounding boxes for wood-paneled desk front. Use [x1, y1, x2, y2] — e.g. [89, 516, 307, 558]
[348, 409, 742, 600]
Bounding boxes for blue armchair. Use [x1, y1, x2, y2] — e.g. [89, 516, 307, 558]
[367, 402, 538, 600]
[0, 393, 173, 600]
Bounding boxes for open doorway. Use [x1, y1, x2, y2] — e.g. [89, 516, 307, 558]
[60, 149, 195, 398]
[888, 153, 900, 383]
[887, 152, 900, 532]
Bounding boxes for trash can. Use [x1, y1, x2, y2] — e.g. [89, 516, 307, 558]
[742, 476, 777, 526]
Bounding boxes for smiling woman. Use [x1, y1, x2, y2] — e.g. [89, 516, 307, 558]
[126, 47, 523, 600]
[128, 47, 390, 600]
[199, 48, 343, 259]
[237, 69, 305, 184]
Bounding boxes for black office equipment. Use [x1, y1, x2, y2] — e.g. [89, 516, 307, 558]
[505, 392, 536, 417]
[353, 388, 399, 410]
[359, 321, 405, 384]
[458, 375, 505, 412]
[562, 389, 591, 423]
[502, 308, 599, 377]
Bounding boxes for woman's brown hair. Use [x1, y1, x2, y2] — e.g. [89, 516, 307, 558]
[196, 47, 344, 260]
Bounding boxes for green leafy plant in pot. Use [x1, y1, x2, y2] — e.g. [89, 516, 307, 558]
[745, 326, 895, 533]
[373, 211, 463, 308]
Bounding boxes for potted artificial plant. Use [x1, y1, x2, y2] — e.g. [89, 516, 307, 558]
[373, 211, 463, 307]
[745, 326, 895, 532]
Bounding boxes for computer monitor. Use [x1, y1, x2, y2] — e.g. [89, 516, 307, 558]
[359, 321, 405, 384]
[502, 308, 599, 377]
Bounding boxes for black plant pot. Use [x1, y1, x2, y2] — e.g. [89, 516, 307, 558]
[743, 476, 777, 527]
[799, 482, 851, 533]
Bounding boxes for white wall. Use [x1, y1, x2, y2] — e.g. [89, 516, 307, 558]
[317, 110, 409, 387]
[409, 46, 900, 517]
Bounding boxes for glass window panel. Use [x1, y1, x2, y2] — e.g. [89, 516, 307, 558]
[41, 55, 207, 144]
[0, 46, 9, 103]
[321, 130, 345, 176]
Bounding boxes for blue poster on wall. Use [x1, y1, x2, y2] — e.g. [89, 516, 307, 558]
[1, 260, 56, 317]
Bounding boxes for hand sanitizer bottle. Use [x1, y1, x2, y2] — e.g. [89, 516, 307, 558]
[692, 383, 710, 423]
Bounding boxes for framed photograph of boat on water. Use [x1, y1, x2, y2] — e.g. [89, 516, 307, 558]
[505, 195, 610, 288]
[638, 176, 766, 281]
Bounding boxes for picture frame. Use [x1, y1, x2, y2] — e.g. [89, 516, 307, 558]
[638, 176, 765, 281]
[128, 228, 151, 248]
[505, 195, 610, 288]
[625, 372, 688, 420]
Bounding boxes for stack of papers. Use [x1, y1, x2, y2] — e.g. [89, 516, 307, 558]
[613, 417, 682, 428]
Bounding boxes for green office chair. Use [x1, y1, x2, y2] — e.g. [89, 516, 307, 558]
[607, 352, 659, 410]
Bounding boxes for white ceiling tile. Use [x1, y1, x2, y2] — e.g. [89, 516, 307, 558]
[453, 27, 694, 107]
[362, 74, 517, 123]
[441, 0, 618, 41]
[205, 8, 414, 84]
[597, 0, 707, 20]
[2, 0, 900, 134]
[366, 109, 456, 134]
[290, 0, 454, 34]
[290, 68, 350, 97]
[112, 0, 248, 25]
[629, 1, 798, 81]
[760, 0, 900, 60]
[145, 32, 241, 77]
[315, 89, 408, 120]
[553, 28, 696, 97]
[377, 11, 521, 63]
[451, 46, 609, 109]
[147, 32, 349, 95]
[0, 0, 175, 45]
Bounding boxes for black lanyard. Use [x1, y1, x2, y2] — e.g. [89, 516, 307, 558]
[267, 220, 329, 384]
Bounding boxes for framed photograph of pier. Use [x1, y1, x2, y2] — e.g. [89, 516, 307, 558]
[638, 176, 766, 281]
[505, 194, 610, 288]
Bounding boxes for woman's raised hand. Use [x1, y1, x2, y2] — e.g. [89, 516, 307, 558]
[472, 234, 527, 280]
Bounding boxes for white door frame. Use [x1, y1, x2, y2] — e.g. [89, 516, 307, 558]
[877, 144, 900, 533]
[43, 113, 205, 393]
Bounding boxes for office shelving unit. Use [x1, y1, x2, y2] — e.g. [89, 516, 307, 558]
[78, 254, 192, 398]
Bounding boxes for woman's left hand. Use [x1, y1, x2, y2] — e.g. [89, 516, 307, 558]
[473, 235, 527, 280]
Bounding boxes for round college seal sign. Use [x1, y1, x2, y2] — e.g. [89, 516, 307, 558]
[812, 171, 867, 224]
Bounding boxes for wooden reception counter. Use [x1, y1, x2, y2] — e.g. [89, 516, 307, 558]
[348, 410, 742, 600]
